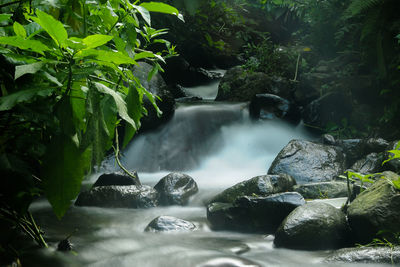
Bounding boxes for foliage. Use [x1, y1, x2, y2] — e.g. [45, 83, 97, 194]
[0, 0, 182, 251]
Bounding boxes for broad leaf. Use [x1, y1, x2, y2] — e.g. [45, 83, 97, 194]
[140, 2, 184, 21]
[42, 135, 91, 219]
[133, 5, 151, 25]
[15, 62, 44, 79]
[0, 88, 53, 111]
[83, 34, 113, 49]
[43, 71, 63, 86]
[0, 36, 50, 55]
[0, 14, 12, 23]
[93, 82, 136, 129]
[75, 49, 137, 65]
[134, 51, 155, 61]
[13, 22, 27, 38]
[123, 86, 142, 147]
[31, 10, 68, 47]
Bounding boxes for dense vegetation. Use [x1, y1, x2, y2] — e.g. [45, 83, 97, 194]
[0, 0, 399, 264]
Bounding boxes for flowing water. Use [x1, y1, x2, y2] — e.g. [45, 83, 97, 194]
[29, 79, 389, 267]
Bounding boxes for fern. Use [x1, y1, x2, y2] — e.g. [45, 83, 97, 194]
[346, 0, 384, 17]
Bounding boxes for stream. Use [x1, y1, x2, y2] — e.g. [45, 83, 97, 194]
[29, 77, 389, 267]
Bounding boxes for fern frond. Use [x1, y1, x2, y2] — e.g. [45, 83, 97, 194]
[346, 0, 384, 17]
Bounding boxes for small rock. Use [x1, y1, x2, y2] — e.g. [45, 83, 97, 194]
[294, 181, 349, 199]
[57, 239, 73, 252]
[144, 216, 196, 232]
[92, 172, 140, 188]
[154, 173, 198, 206]
[274, 202, 350, 250]
[325, 246, 400, 264]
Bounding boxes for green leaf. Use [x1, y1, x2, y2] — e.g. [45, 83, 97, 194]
[0, 36, 50, 55]
[15, 62, 44, 79]
[0, 88, 53, 111]
[93, 82, 136, 129]
[42, 135, 91, 219]
[83, 34, 113, 49]
[123, 86, 142, 147]
[13, 22, 27, 38]
[42, 71, 63, 86]
[75, 49, 137, 65]
[133, 5, 151, 25]
[134, 51, 155, 61]
[65, 37, 87, 51]
[31, 10, 68, 47]
[0, 14, 12, 23]
[140, 2, 184, 21]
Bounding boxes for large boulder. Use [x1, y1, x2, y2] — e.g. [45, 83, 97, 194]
[268, 140, 345, 184]
[347, 171, 400, 243]
[154, 173, 198, 206]
[207, 192, 305, 233]
[293, 181, 349, 199]
[209, 174, 296, 204]
[302, 92, 352, 129]
[215, 66, 293, 102]
[274, 202, 350, 250]
[75, 185, 158, 208]
[249, 94, 300, 123]
[325, 246, 400, 264]
[92, 171, 140, 188]
[144, 216, 196, 232]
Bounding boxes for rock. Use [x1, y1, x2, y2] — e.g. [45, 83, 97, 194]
[293, 73, 326, 106]
[207, 192, 305, 233]
[209, 174, 296, 204]
[364, 138, 389, 153]
[268, 140, 345, 184]
[321, 134, 336, 146]
[325, 246, 400, 264]
[382, 140, 400, 173]
[133, 62, 175, 132]
[154, 173, 198, 206]
[347, 171, 400, 243]
[216, 66, 293, 102]
[294, 181, 349, 199]
[75, 185, 158, 208]
[92, 172, 140, 188]
[350, 153, 384, 174]
[302, 92, 352, 129]
[176, 96, 203, 103]
[274, 202, 350, 250]
[144, 216, 196, 232]
[249, 94, 300, 123]
[197, 256, 261, 267]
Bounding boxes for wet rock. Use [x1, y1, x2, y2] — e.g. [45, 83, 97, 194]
[274, 202, 350, 250]
[144, 216, 196, 232]
[325, 246, 400, 264]
[57, 239, 73, 252]
[92, 172, 140, 188]
[350, 152, 384, 174]
[207, 192, 305, 233]
[176, 96, 203, 103]
[249, 94, 300, 123]
[347, 171, 400, 243]
[154, 173, 198, 206]
[303, 92, 352, 129]
[216, 66, 293, 102]
[293, 181, 349, 199]
[209, 174, 296, 204]
[321, 134, 336, 146]
[197, 256, 261, 267]
[382, 140, 400, 173]
[364, 138, 389, 154]
[75, 185, 158, 208]
[268, 140, 345, 184]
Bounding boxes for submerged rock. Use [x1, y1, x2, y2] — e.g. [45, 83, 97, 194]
[145, 216, 196, 232]
[268, 140, 345, 184]
[92, 171, 140, 188]
[209, 174, 296, 204]
[75, 185, 158, 208]
[274, 202, 350, 250]
[325, 246, 400, 264]
[347, 171, 400, 243]
[154, 173, 198, 206]
[293, 181, 349, 199]
[207, 192, 305, 233]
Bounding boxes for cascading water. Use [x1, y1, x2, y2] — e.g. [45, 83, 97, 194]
[28, 78, 383, 267]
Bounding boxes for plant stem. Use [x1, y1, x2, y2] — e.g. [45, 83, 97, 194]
[292, 53, 301, 82]
[114, 128, 141, 185]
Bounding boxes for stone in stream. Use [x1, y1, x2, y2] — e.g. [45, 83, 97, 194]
[207, 192, 305, 233]
[274, 202, 350, 250]
[347, 171, 400, 244]
[154, 173, 199, 206]
[209, 174, 296, 204]
[92, 171, 140, 188]
[268, 140, 345, 184]
[144, 216, 196, 232]
[293, 181, 349, 199]
[325, 246, 400, 264]
[75, 185, 158, 208]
